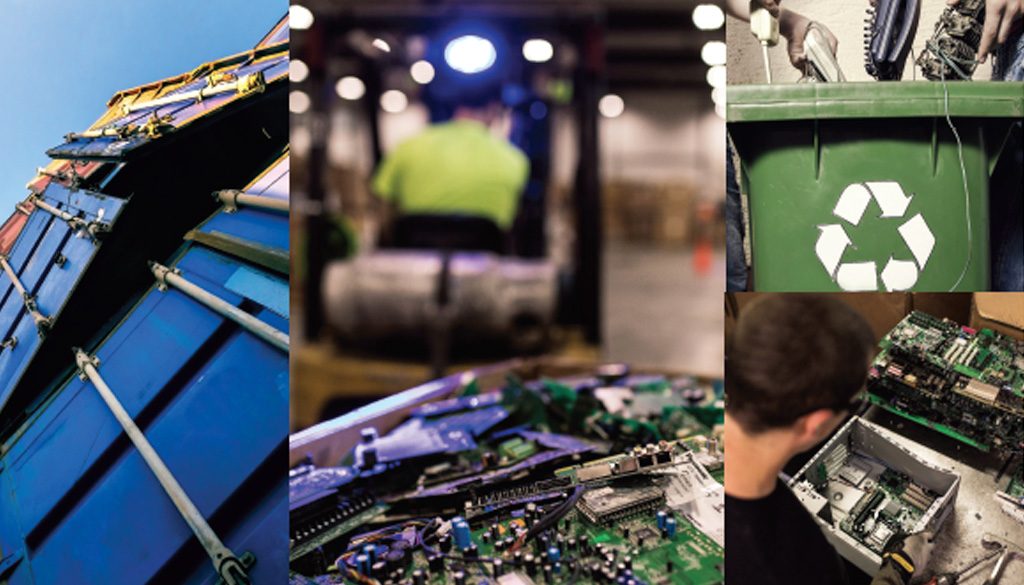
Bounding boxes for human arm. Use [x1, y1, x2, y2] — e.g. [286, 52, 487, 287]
[949, 0, 1024, 62]
[726, 0, 839, 70]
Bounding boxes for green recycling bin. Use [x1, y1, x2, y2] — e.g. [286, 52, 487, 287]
[728, 82, 1023, 292]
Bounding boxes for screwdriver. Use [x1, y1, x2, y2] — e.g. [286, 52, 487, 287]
[750, 1, 779, 84]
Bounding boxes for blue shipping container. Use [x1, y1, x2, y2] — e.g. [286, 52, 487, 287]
[0, 17, 288, 585]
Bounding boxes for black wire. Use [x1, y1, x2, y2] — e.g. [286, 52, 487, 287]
[522, 485, 586, 545]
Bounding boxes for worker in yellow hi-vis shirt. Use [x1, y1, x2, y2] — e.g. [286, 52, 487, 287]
[371, 85, 529, 233]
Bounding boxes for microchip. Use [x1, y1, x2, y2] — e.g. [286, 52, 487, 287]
[837, 461, 869, 486]
[577, 485, 664, 525]
[634, 527, 659, 544]
[867, 523, 895, 551]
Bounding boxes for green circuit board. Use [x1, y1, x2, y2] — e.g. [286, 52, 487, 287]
[459, 510, 723, 585]
[868, 311, 1024, 452]
[289, 369, 725, 585]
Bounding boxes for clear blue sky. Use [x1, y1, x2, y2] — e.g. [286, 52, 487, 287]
[0, 1, 285, 211]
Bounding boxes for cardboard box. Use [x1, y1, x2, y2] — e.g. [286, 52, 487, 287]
[970, 292, 1024, 340]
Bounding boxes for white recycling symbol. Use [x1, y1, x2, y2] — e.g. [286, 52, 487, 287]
[815, 181, 935, 291]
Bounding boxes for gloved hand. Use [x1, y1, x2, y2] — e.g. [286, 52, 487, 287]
[902, 529, 937, 568]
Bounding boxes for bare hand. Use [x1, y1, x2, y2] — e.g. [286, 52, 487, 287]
[757, 1, 784, 18]
[780, 10, 839, 70]
[949, 0, 1024, 63]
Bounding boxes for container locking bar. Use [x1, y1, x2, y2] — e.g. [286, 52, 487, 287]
[27, 166, 81, 190]
[213, 189, 289, 213]
[150, 262, 289, 352]
[29, 196, 111, 240]
[73, 349, 252, 585]
[120, 71, 266, 115]
[0, 256, 53, 336]
[64, 113, 176, 143]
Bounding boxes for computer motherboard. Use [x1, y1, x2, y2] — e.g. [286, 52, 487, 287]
[289, 367, 724, 585]
[867, 311, 1024, 454]
[790, 417, 960, 575]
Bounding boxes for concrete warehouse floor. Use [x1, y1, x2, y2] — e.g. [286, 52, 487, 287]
[602, 241, 725, 379]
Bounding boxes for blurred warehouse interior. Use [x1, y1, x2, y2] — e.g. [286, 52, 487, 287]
[289, 0, 727, 430]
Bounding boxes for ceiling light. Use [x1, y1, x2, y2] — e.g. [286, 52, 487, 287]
[336, 76, 366, 100]
[410, 60, 435, 84]
[701, 41, 727, 66]
[706, 65, 727, 88]
[380, 89, 408, 113]
[289, 90, 311, 114]
[711, 86, 726, 105]
[445, 35, 497, 74]
[289, 59, 309, 83]
[290, 5, 314, 30]
[692, 4, 725, 31]
[599, 94, 625, 118]
[522, 39, 554, 63]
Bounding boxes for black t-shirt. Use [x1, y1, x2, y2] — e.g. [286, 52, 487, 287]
[726, 478, 849, 585]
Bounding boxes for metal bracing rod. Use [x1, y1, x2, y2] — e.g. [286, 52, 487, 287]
[27, 167, 82, 191]
[150, 262, 288, 352]
[73, 349, 250, 585]
[64, 126, 133, 141]
[0, 256, 52, 334]
[29, 195, 110, 239]
[29, 196, 82, 228]
[35, 166, 69, 181]
[120, 71, 266, 114]
[213, 189, 289, 213]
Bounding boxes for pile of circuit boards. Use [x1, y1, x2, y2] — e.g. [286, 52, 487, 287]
[289, 366, 724, 585]
[867, 311, 1024, 455]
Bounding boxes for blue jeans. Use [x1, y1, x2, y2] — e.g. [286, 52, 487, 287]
[994, 31, 1024, 81]
[991, 31, 1024, 291]
[726, 140, 748, 292]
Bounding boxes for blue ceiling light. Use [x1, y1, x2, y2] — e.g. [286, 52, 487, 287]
[444, 35, 497, 74]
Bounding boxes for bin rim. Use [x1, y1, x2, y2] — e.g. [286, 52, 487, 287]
[727, 81, 1024, 122]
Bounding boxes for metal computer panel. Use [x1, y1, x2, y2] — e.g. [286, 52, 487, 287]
[789, 417, 960, 575]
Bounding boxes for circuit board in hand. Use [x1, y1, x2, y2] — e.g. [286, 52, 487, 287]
[867, 311, 1024, 453]
[288, 367, 724, 585]
[917, 0, 985, 80]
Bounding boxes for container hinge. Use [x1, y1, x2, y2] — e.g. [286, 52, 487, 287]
[29, 166, 83, 190]
[0, 255, 53, 336]
[149, 261, 288, 352]
[72, 348, 254, 585]
[213, 189, 289, 214]
[29, 195, 111, 241]
[65, 112, 175, 142]
[1, 336, 17, 351]
[120, 71, 266, 115]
